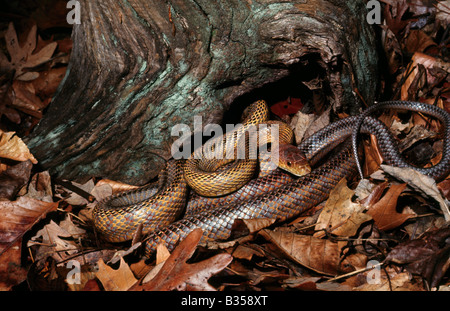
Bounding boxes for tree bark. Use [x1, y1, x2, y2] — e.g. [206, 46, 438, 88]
[25, 0, 379, 185]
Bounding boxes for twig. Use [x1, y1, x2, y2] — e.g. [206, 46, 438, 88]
[326, 261, 384, 283]
[54, 178, 95, 203]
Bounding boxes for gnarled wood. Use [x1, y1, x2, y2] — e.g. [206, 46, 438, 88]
[25, 0, 378, 184]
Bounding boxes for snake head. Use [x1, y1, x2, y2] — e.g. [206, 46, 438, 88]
[277, 143, 311, 176]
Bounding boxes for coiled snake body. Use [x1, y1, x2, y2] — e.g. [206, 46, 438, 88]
[93, 101, 450, 258]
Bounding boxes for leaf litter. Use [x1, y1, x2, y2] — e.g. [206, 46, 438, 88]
[0, 0, 450, 292]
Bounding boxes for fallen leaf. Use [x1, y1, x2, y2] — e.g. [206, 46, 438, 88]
[96, 258, 138, 291]
[366, 183, 414, 231]
[284, 277, 352, 291]
[232, 244, 265, 261]
[27, 219, 84, 263]
[381, 25, 402, 74]
[0, 196, 58, 256]
[303, 108, 331, 143]
[270, 97, 303, 118]
[363, 135, 384, 182]
[229, 217, 277, 239]
[24, 171, 53, 202]
[63, 179, 95, 205]
[403, 30, 436, 55]
[11, 80, 46, 116]
[132, 228, 233, 291]
[381, 165, 450, 221]
[384, 0, 412, 38]
[290, 111, 316, 145]
[259, 229, 359, 276]
[437, 179, 450, 200]
[315, 178, 371, 238]
[385, 225, 450, 288]
[0, 130, 37, 163]
[354, 270, 421, 291]
[436, 0, 450, 28]
[0, 160, 32, 200]
[359, 181, 389, 208]
[401, 53, 449, 101]
[0, 23, 57, 81]
[0, 240, 28, 290]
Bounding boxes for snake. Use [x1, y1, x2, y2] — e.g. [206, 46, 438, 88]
[184, 100, 309, 197]
[92, 100, 450, 258]
[93, 100, 309, 243]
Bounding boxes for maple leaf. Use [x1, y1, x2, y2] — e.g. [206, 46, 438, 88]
[0, 23, 57, 81]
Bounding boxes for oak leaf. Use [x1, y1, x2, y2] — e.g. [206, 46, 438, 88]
[381, 165, 450, 221]
[131, 228, 233, 291]
[366, 183, 414, 231]
[96, 258, 138, 291]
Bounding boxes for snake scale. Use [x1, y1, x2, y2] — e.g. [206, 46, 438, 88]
[93, 100, 450, 258]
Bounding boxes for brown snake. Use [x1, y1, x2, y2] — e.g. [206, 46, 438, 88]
[93, 100, 309, 243]
[93, 101, 450, 258]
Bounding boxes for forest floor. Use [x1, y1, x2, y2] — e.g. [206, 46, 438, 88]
[0, 0, 449, 293]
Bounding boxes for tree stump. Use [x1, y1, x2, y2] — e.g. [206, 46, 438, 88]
[25, 0, 379, 185]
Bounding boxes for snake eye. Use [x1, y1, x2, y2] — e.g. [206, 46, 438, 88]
[287, 161, 292, 166]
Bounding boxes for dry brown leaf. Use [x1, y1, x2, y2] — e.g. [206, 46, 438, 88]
[366, 183, 414, 231]
[0, 23, 57, 81]
[95, 179, 139, 195]
[230, 217, 277, 240]
[385, 226, 450, 288]
[315, 178, 371, 238]
[0, 130, 37, 164]
[63, 179, 95, 205]
[381, 165, 450, 221]
[31, 67, 67, 98]
[24, 171, 53, 202]
[10, 80, 45, 118]
[359, 181, 389, 208]
[401, 53, 449, 101]
[0, 196, 58, 256]
[0, 160, 32, 200]
[290, 111, 316, 145]
[354, 270, 421, 291]
[260, 229, 358, 276]
[0, 238, 28, 290]
[403, 30, 436, 55]
[132, 228, 233, 291]
[438, 179, 450, 201]
[96, 258, 138, 291]
[129, 259, 153, 280]
[363, 134, 384, 179]
[436, 0, 450, 28]
[384, 0, 411, 38]
[232, 244, 265, 261]
[156, 243, 171, 265]
[284, 276, 352, 291]
[27, 218, 85, 263]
